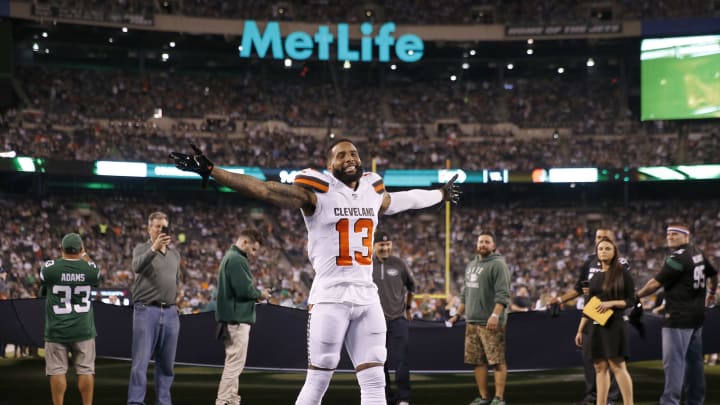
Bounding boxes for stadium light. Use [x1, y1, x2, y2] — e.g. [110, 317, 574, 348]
[42, 32, 48, 38]
[450, 74, 457, 81]
[469, 49, 476, 56]
[526, 49, 534, 55]
[527, 38, 534, 45]
[15, 157, 36, 172]
[161, 53, 169, 62]
[121, 27, 128, 33]
[507, 63, 514, 70]
[343, 60, 351, 69]
[461, 62, 469, 70]
[557, 67, 565, 74]
[95, 161, 146, 177]
[32, 42, 39, 51]
[390, 64, 397, 70]
[548, 168, 598, 183]
[169, 41, 176, 48]
[586, 57, 595, 67]
[284, 58, 292, 67]
[238, 45, 243, 52]
[45, 49, 50, 54]
[108, 37, 114, 43]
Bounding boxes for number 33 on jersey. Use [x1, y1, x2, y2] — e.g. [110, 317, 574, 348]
[294, 169, 385, 305]
[40, 258, 101, 343]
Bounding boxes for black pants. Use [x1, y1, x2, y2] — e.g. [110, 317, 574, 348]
[384, 317, 410, 404]
[582, 327, 620, 402]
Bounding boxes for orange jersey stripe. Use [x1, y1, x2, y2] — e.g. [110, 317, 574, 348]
[294, 177, 329, 193]
[372, 180, 385, 193]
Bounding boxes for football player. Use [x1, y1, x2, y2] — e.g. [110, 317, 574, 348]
[171, 139, 459, 405]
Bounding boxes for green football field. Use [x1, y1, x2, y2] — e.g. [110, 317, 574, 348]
[2, 357, 720, 404]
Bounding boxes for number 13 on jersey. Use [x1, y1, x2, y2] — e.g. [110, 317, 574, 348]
[335, 218, 374, 266]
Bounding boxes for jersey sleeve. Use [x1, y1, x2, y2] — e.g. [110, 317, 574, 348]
[704, 255, 718, 277]
[362, 172, 385, 194]
[39, 260, 58, 297]
[87, 261, 101, 287]
[574, 258, 591, 294]
[293, 169, 330, 193]
[655, 249, 686, 286]
[40, 260, 56, 285]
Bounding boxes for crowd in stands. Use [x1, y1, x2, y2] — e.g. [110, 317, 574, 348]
[16, 66, 637, 134]
[26, 0, 719, 24]
[1, 193, 718, 323]
[1, 105, 707, 170]
[5, 2, 720, 324]
[6, 64, 718, 170]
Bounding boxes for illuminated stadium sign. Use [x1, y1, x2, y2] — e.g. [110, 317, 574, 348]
[4, 159, 720, 186]
[239, 20, 424, 63]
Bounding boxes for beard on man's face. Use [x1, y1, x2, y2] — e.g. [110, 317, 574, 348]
[332, 165, 364, 184]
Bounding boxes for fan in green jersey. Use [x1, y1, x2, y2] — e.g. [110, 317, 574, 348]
[40, 233, 100, 405]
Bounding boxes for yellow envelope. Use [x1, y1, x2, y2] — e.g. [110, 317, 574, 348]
[583, 296, 614, 326]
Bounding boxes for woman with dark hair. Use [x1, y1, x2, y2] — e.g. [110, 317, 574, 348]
[575, 237, 635, 405]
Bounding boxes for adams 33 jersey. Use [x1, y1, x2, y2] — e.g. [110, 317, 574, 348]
[293, 169, 385, 306]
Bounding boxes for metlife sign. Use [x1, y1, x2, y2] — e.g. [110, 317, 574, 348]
[239, 20, 424, 62]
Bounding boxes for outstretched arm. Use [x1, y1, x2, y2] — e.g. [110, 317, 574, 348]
[380, 173, 461, 215]
[211, 167, 315, 210]
[170, 144, 315, 211]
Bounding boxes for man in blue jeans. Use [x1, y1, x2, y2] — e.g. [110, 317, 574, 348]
[128, 211, 181, 405]
[636, 223, 718, 405]
[372, 230, 416, 405]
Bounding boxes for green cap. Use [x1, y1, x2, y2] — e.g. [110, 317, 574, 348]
[61, 233, 84, 254]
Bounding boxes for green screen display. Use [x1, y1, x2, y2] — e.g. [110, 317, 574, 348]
[641, 35, 720, 121]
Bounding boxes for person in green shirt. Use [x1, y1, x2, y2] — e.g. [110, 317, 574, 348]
[215, 229, 271, 405]
[40, 233, 100, 405]
[449, 231, 511, 405]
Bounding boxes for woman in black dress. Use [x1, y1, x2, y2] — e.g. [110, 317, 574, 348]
[575, 237, 635, 405]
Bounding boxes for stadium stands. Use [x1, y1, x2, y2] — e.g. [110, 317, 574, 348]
[25, 0, 716, 24]
[1, 0, 718, 329]
[1, 194, 718, 320]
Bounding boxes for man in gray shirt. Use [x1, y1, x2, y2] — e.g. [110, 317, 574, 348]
[372, 230, 415, 405]
[128, 211, 181, 405]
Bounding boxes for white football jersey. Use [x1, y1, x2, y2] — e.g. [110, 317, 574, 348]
[294, 169, 386, 305]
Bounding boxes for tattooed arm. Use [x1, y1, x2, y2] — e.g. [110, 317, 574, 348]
[211, 167, 317, 213]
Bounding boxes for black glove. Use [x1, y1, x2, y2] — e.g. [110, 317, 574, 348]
[441, 173, 461, 204]
[549, 302, 561, 318]
[629, 295, 645, 338]
[169, 143, 214, 189]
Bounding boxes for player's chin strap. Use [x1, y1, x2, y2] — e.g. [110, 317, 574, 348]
[385, 189, 443, 215]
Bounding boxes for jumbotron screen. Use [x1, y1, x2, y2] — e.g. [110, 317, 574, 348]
[641, 35, 720, 121]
